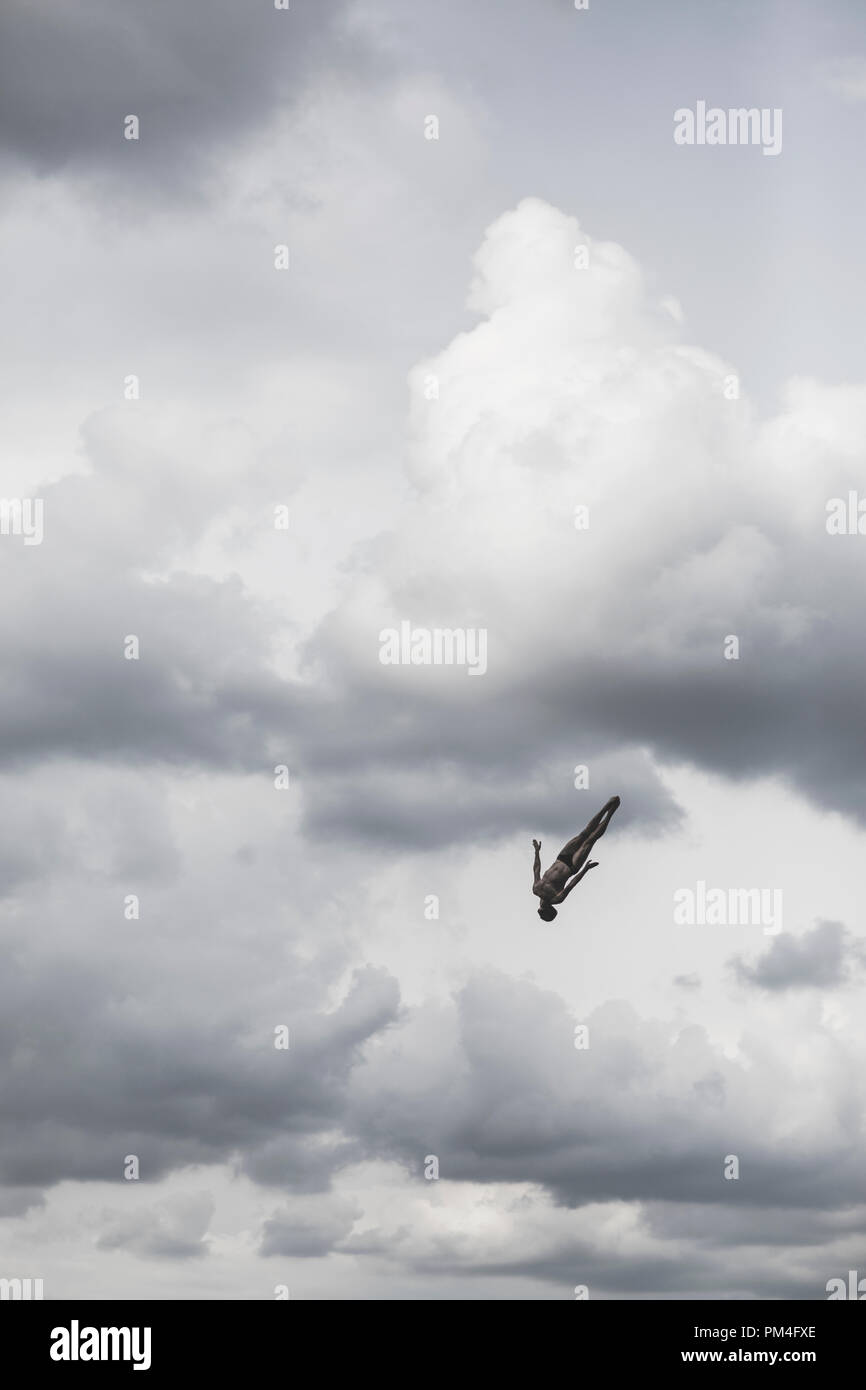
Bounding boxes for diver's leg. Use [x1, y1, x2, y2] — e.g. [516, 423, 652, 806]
[556, 796, 620, 864]
[568, 840, 595, 875]
[572, 798, 620, 862]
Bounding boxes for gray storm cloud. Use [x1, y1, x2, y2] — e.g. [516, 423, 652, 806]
[0, 0, 363, 187]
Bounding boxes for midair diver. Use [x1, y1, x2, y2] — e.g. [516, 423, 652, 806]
[532, 795, 621, 921]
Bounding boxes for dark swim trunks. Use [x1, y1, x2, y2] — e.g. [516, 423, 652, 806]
[556, 834, 587, 866]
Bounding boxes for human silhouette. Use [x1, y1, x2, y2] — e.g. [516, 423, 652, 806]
[532, 795, 621, 921]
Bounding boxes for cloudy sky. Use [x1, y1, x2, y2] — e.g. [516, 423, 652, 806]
[1, 0, 866, 1300]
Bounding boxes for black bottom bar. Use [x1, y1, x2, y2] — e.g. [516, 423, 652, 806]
[4, 1298, 861, 1376]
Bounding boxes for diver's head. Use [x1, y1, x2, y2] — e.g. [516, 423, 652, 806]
[537, 904, 558, 922]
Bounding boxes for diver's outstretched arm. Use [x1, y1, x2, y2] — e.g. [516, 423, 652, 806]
[532, 839, 542, 886]
[557, 860, 598, 901]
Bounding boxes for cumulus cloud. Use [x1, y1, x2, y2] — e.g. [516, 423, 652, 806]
[0, 920, 400, 1192]
[341, 1188, 841, 1297]
[96, 1193, 215, 1260]
[0, 406, 296, 773]
[260, 1194, 361, 1257]
[13, 194, 864, 856]
[731, 920, 866, 992]
[287, 197, 866, 847]
[348, 971, 866, 1216]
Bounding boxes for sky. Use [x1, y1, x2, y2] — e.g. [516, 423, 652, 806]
[1, 0, 866, 1300]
